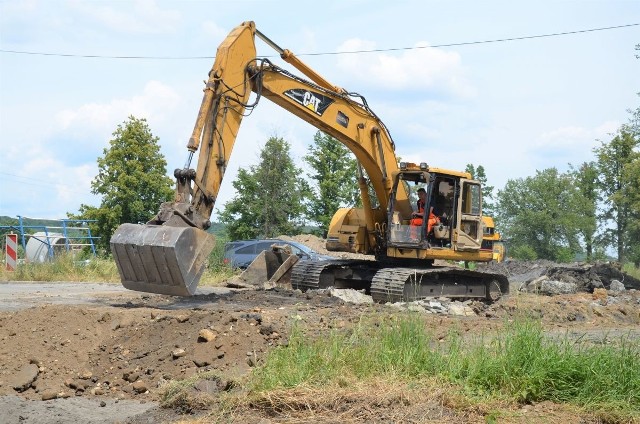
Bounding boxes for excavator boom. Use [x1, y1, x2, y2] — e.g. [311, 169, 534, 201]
[110, 21, 403, 295]
[110, 22, 257, 295]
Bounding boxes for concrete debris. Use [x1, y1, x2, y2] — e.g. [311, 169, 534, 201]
[328, 289, 374, 304]
[447, 303, 476, 316]
[609, 280, 626, 293]
[527, 279, 578, 295]
[480, 260, 640, 294]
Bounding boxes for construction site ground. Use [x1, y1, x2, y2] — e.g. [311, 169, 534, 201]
[1, 235, 639, 423]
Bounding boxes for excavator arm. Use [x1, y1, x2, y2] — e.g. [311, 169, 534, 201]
[110, 21, 406, 295]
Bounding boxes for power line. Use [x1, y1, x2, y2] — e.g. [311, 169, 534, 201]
[1, 22, 637, 60]
[0, 172, 91, 195]
[308, 23, 640, 56]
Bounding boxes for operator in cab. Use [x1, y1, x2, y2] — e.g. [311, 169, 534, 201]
[410, 188, 440, 240]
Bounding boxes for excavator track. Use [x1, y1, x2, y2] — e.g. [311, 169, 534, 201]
[291, 259, 380, 292]
[291, 260, 509, 304]
[290, 260, 328, 291]
[371, 266, 509, 303]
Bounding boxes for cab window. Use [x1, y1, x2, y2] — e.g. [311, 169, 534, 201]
[461, 183, 481, 215]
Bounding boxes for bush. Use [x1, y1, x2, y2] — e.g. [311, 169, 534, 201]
[510, 245, 538, 260]
[207, 235, 232, 273]
[554, 247, 575, 263]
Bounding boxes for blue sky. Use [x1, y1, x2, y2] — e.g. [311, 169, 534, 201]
[1, 0, 638, 221]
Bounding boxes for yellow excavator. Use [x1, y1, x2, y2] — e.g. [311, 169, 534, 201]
[482, 216, 506, 263]
[110, 21, 509, 302]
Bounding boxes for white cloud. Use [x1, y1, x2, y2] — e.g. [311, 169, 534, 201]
[201, 21, 228, 41]
[335, 38, 474, 97]
[0, 80, 185, 218]
[55, 80, 181, 133]
[536, 120, 620, 150]
[3, 154, 98, 219]
[68, 0, 181, 34]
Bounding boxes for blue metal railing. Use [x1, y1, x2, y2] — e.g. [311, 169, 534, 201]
[1, 216, 99, 261]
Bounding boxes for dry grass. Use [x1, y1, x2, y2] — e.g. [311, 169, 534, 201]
[184, 379, 490, 424]
[199, 266, 238, 287]
[168, 378, 607, 424]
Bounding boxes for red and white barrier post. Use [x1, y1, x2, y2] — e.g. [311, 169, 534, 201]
[5, 233, 17, 271]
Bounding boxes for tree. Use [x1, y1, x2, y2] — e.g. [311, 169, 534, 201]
[465, 164, 495, 216]
[304, 131, 359, 232]
[621, 157, 640, 266]
[495, 168, 584, 261]
[70, 116, 174, 253]
[569, 161, 599, 261]
[593, 128, 639, 263]
[219, 135, 311, 239]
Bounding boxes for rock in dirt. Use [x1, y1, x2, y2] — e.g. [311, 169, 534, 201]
[11, 364, 39, 392]
[123, 371, 139, 383]
[78, 370, 93, 380]
[41, 389, 58, 401]
[447, 303, 476, 316]
[609, 280, 626, 293]
[328, 289, 374, 304]
[198, 329, 216, 343]
[132, 380, 148, 394]
[171, 348, 186, 359]
[193, 356, 212, 368]
[537, 280, 578, 295]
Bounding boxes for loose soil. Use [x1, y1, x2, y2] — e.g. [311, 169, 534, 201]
[1, 235, 639, 423]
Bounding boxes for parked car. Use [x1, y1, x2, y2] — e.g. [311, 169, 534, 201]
[223, 239, 333, 269]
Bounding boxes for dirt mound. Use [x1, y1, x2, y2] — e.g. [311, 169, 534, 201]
[0, 289, 367, 402]
[1, 279, 640, 422]
[277, 234, 372, 260]
[277, 234, 328, 253]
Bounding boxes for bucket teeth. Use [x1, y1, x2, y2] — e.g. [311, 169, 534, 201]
[110, 223, 215, 296]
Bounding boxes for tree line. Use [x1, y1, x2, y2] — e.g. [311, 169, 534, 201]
[69, 120, 361, 253]
[494, 104, 639, 265]
[71, 99, 638, 267]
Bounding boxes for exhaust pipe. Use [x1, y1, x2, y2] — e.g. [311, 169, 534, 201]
[110, 223, 216, 296]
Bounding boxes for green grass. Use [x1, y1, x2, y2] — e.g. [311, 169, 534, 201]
[0, 253, 120, 282]
[623, 263, 640, 280]
[249, 315, 640, 419]
[0, 242, 238, 286]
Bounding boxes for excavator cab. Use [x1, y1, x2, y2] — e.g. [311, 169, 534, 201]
[387, 164, 459, 249]
[386, 164, 486, 257]
[387, 167, 429, 245]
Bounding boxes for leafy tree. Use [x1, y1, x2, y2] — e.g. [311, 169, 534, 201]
[593, 128, 639, 263]
[510, 245, 538, 261]
[304, 131, 359, 232]
[569, 161, 599, 261]
[219, 135, 311, 239]
[495, 168, 584, 261]
[621, 157, 640, 266]
[465, 164, 495, 216]
[69, 116, 174, 253]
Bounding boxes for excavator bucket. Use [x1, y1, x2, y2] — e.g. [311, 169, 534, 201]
[231, 245, 299, 289]
[110, 223, 216, 296]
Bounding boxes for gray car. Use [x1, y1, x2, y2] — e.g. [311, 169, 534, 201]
[223, 239, 333, 269]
